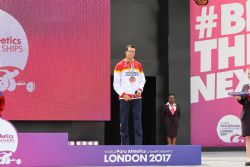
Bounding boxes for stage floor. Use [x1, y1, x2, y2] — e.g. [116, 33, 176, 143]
[116, 151, 246, 167]
[199, 151, 246, 167]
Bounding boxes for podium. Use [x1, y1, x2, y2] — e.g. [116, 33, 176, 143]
[13, 133, 201, 166]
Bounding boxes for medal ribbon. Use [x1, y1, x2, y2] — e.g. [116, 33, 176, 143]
[129, 61, 134, 77]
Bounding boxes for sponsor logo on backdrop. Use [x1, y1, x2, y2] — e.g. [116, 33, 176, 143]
[217, 115, 244, 143]
[0, 9, 35, 93]
[0, 118, 21, 165]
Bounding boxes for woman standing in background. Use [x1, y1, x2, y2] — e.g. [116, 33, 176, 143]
[163, 93, 180, 145]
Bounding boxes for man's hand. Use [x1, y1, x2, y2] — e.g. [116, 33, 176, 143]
[135, 90, 142, 98]
[123, 94, 131, 102]
[235, 96, 241, 101]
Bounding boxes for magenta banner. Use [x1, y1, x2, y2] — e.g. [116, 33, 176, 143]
[190, 0, 250, 146]
[0, 0, 110, 121]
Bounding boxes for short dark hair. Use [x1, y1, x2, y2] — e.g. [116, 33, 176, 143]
[125, 44, 136, 51]
[168, 93, 175, 98]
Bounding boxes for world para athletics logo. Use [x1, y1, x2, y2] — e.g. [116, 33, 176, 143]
[0, 9, 35, 93]
[0, 118, 21, 165]
[217, 115, 244, 144]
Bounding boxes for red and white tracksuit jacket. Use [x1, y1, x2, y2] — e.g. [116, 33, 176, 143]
[113, 59, 146, 99]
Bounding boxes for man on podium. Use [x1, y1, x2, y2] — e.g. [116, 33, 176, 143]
[113, 44, 146, 145]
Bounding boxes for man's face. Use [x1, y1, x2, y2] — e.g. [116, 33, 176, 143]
[125, 47, 135, 61]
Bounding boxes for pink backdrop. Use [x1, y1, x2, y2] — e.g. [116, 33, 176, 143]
[191, 0, 249, 146]
[0, 0, 110, 120]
